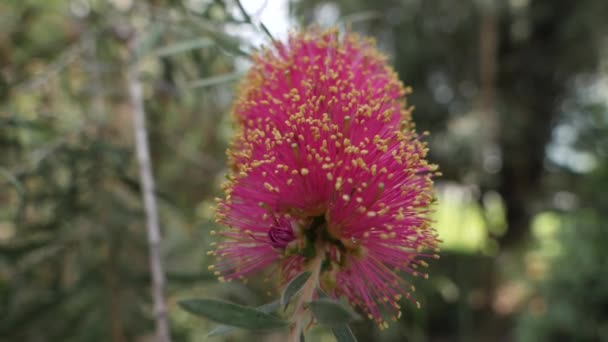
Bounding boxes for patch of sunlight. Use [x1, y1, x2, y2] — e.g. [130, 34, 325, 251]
[531, 211, 563, 258]
[483, 191, 507, 236]
[434, 184, 488, 253]
[531, 212, 561, 238]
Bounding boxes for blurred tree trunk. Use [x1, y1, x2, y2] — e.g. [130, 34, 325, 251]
[496, 0, 573, 247]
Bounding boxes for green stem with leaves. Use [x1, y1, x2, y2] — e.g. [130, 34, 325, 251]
[288, 254, 323, 342]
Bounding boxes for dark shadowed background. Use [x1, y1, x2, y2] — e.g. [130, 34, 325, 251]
[1, 0, 608, 341]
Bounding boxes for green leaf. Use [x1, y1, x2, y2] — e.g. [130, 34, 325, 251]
[309, 299, 361, 327]
[178, 17, 250, 56]
[206, 300, 281, 338]
[135, 23, 165, 59]
[179, 298, 288, 330]
[0, 167, 24, 195]
[338, 11, 382, 26]
[188, 72, 243, 89]
[154, 38, 214, 57]
[206, 324, 235, 338]
[257, 300, 281, 313]
[281, 271, 311, 308]
[207, 30, 250, 57]
[314, 291, 357, 340]
[332, 325, 357, 342]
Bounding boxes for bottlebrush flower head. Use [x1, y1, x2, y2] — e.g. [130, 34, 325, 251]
[210, 28, 440, 328]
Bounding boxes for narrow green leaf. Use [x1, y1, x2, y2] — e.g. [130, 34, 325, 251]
[314, 290, 356, 340]
[0, 167, 24, 195]
[338, 11, 382, 26]
[179, 16, 249, 56]
[259, 22, 276, 43]
[257, 300, 281, 313]
[309, 299, 361, 327]
[207, 30, 250, 57]
[281, 271, 312, 308]
[135, 23, 165, 59]
[155, 38, 214, 57]
[206, 300, 280, 338]
[179, 298, 288, 330]
[205, 324, 234, 338]
[188, 72, 243, 89]
[332, 325, 357, 342]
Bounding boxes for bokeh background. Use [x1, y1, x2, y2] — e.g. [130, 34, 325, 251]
[2, 0, 608, 341]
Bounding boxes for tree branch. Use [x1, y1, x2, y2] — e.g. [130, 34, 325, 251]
[127, 35, 172, 342]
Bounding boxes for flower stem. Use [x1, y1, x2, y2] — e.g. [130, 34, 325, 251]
[288, 255, 323, 342]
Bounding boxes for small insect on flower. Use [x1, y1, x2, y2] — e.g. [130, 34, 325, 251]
[211, 28, 440, 329]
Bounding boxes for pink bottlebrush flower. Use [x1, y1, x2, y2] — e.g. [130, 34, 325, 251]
[210, 28, 440, 328]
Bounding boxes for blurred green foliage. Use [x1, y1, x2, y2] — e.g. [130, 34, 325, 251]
[1, 0, 608, 341]
[517, 97, 608, 341]
[518, 210, 608, 341]
[0, 0, 240, 340]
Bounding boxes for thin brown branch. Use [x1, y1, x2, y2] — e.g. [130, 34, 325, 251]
[127, 34, 172, 342]
[235, 0, 276, 43]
